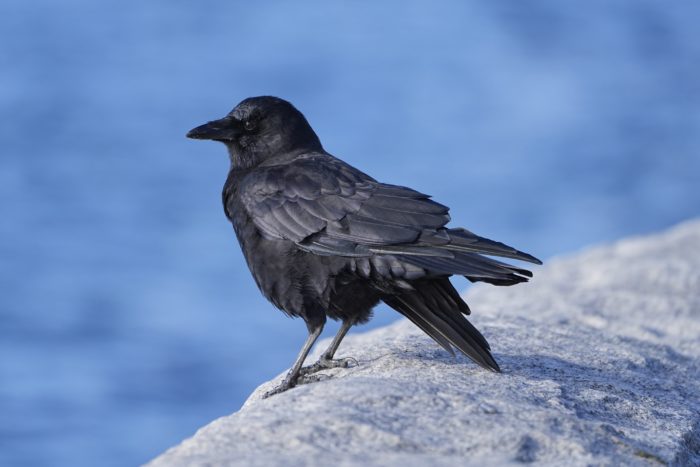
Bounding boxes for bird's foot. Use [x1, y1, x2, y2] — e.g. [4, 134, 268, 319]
[299, 355, 358, 376]
[262, 357, 358, 398]
[262, 372, 299, 399]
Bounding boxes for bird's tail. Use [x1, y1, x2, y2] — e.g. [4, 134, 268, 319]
[382, 278, 500, 372]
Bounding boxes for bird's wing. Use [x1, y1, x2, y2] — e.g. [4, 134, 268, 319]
[237, 154, 450, 252]
[237, 153, 541, 270]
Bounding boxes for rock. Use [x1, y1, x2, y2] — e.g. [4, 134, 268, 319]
[147, 220, 700, 466]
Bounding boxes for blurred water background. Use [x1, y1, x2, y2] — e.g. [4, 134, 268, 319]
[1, 1, 699, 465]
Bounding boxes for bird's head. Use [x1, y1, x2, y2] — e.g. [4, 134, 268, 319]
[187, 96, 323, 169]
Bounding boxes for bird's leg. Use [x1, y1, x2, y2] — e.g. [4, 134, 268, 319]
[262, 321, 324, 398]
[299, 319, 357, 376]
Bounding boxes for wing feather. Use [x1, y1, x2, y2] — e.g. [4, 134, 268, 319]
[236, 152, 540, 281]
[239, 154, 446, 248]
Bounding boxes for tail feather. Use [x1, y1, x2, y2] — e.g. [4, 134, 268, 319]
[383, 279, 500, 372]
[383, 295, 456, 357]
[414, 280, 491, 352]
[431, 278, 471, 315]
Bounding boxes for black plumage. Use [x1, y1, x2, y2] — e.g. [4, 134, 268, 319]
[187, 96, 541, 397]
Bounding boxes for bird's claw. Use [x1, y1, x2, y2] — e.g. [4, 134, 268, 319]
[299, 356, 358, 376]
[262, 373, 298, 399]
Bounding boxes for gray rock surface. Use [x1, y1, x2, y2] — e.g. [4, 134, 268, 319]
[147, 220, 700, 466]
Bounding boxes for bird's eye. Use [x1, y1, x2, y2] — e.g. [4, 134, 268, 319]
[244, 119, 256, 131]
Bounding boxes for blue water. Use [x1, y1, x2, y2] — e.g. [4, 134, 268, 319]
[1, 1, 699, 465]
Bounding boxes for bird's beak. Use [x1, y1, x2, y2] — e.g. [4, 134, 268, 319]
[186, 117, 240, 141]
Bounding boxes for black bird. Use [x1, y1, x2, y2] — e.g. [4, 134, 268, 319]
[187, 96, 541, 397]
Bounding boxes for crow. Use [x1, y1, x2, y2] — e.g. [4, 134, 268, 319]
[187, 96, 541, 397]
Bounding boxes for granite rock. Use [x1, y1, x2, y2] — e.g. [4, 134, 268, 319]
[148, 220, 700, 466]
